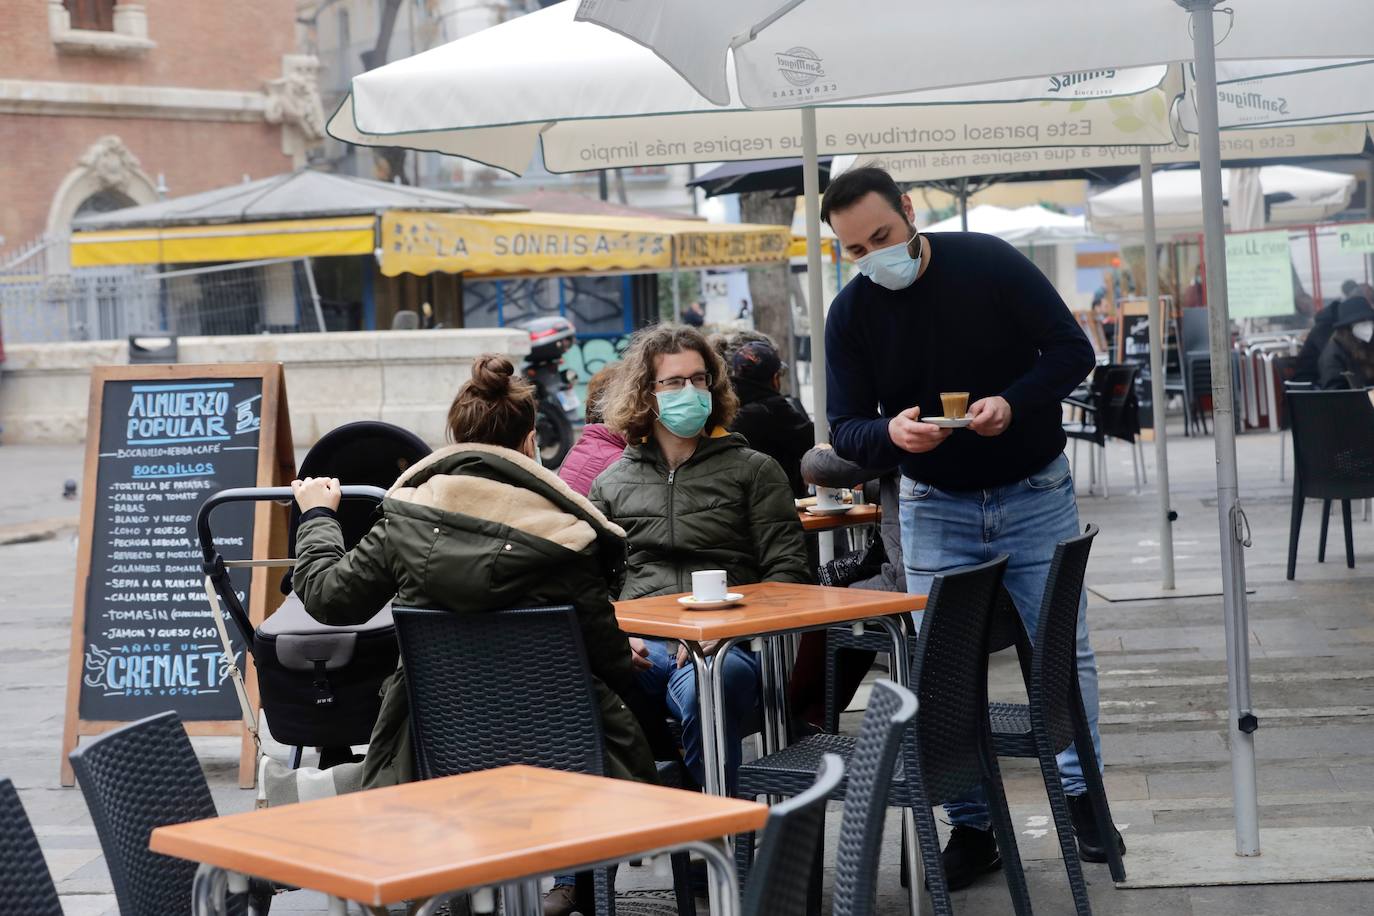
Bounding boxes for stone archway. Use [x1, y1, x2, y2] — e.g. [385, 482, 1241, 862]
[45, 135, 158, 273]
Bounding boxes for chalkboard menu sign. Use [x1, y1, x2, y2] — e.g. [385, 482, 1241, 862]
[62, 364, 293, 788]
[1116, 298, 1179, 431]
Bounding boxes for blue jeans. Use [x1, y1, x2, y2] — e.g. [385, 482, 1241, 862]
[553, 640, 763, 890]
[639, 638, 762, 795]
[899, 452, 1103, 829]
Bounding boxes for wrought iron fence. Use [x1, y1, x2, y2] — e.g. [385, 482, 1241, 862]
[0, 242, 326, 344]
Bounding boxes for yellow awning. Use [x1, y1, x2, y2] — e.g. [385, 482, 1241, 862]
[70, 217, 377, 267]
[788, 236, 839, 260]
[380, 210, 793, 278]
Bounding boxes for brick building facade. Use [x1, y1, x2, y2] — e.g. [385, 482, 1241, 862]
[0, 1, 322, 266]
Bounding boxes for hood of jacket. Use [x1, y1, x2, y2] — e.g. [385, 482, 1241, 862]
[386, 442, 626, 552]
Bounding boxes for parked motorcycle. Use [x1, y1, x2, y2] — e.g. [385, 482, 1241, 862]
[512, 315, 581, 468]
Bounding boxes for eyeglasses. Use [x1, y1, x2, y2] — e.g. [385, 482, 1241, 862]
[653, 372, 712, 392]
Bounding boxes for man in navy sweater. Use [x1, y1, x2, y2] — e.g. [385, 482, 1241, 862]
[821, 167, 1122, 889]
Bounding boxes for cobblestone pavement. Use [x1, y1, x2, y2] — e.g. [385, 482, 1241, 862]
[3, 423, 1373, 915]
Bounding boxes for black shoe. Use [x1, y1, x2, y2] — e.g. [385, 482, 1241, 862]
[1067, 792, 1126, 863]
[939, 824, 1002, 891]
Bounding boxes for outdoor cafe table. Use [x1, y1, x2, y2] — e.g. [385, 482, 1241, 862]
[614, 581, 925, 798]
[798, 503, 881, 533]
[149, 764, 766, 916]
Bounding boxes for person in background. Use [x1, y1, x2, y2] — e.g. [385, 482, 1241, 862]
[557, 363, 626, 497]
[591, 324, 810, 794]
[727, 338, 815, 498]
[787, 444, 904, 734]
[1295, 295, 1345, 384]
[1318, 295, 1374, 389]
[710, 327, 773, 366]
[682, 300, 706, 328]
[821, 166, 1119, 889]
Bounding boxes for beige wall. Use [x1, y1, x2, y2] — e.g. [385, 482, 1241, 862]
[0, 328, 530, 446]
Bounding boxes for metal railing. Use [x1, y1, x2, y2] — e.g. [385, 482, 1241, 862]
[1, 242, 326, 344]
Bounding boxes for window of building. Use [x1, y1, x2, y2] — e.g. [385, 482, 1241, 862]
[50, 0, 154, 56]
[64, 0, 115, 32]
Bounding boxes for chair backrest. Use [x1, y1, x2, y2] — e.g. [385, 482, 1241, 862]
[1181, 307, 1210, 354]
[1273, 357, 1302, 431]
[68, 713, 217, 916]
[985, 585, 1034, 688]
[393, 606, 605, 780]
[906, 556, 1009, 806]
[1097, 364, 1141, 441]
[0, 778, 63, 916]
[1287, 389, 1374, 500]
[832, 680, 918, 916]
[1029, 525, 1099, 755]
[741, 754, 845, 916]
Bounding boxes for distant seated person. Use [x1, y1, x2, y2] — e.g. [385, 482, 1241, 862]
[682, 300, 706, 327]
[286, 355, 656, 797]
[727, 338, 815, 497]
[556, 362, 626, 496]
[1318, 295, 1374, 390]
[591, 323, 810, 793]
[1295, 295, 1344, 384]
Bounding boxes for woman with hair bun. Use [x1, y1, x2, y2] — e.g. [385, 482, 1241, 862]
[290, 354, 656, 798]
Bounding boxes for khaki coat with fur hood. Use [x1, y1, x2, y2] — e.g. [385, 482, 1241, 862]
[293, 443, 655, 789]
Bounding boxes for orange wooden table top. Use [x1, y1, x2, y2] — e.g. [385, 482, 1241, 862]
[614, 581, 924, 642]
[799, 503, 881, 532]
[150, 765, 766, 907]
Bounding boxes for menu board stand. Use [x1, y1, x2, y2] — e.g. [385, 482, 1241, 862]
[60, 363, 294, 789]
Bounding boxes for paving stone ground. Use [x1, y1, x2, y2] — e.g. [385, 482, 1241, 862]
[4, 420, 1373, 915]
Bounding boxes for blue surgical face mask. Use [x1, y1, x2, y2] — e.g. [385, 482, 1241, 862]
[855, 231, 921, 291]
[654, 386, 712, 439]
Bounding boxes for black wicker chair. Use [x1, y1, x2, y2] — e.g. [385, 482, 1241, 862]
[832, 681, 920, 916]
[0, 778, 63, 915]
[735, 680, 917, 916]
[988, 524, 1123, 915]
[1286, 389, 1374, 580]
[737, 559, 1029, 916]
[68, 712, 271, 916]
[393, 605, 694, 916]
[740, 755, 844, 916]
[1064, 364, 1145, 497]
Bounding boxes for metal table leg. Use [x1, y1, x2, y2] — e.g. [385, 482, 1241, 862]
[872, 614, 923, 916]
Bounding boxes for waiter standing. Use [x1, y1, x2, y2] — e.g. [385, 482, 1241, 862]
[820, 167, 1122, 890]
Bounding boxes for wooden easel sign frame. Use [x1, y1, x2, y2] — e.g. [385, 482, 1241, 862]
[61, 363, 294, 788]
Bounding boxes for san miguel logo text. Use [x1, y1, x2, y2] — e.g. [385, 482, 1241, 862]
[1047, 69, 1118, 97]
[773, 46, 837, 100]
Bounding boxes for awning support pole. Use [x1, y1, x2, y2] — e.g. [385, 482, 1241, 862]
[1186, 0, 1260, 857]
[671, 244, 681, 322]
[1140, 147, 1176, 590]
[303, 257, 327, 333]
[802, 106, 828, 443]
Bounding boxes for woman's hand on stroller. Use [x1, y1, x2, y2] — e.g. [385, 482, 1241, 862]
[291, 476, 342, 513]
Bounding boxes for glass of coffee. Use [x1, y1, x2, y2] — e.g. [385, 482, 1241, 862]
[940, 391, 970, 418]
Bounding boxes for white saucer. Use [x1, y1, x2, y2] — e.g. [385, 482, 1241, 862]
[677, 593, 745, 609]
[805, 505, 855, 517]
[922, 416, 973, 429]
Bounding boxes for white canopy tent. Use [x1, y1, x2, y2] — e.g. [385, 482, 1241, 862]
[923, 204, 1099, 245]
[1087, 164, 1358, 236]
[577, 0, 1374, 866]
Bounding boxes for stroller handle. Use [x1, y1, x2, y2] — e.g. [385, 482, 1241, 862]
[196, 485, 387, 566]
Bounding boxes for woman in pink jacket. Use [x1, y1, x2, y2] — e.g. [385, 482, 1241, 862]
[557, 363, 627, 496]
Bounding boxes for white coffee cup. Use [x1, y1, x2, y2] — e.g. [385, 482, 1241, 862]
[816, 486, 844, 509]
[691, 569, 728, 601]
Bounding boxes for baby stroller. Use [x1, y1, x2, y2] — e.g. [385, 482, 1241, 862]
[197, 421, 431, 770]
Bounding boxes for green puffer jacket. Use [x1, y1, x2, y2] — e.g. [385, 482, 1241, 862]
[293, 443, 656, 789]
[589, 430, 811, 599]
